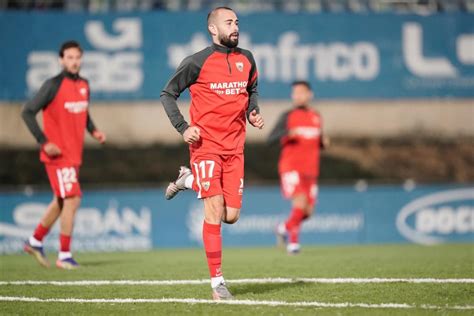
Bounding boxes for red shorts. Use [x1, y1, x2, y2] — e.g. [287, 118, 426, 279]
[190, 153, 244, 209]
[45, 164, 82, 198]
[280, 171, 318, 206]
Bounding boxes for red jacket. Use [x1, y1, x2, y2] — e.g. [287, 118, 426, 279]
[269, 106, 323, 177]
[22, 71, 96, 166]
[161, 43, 259, 155]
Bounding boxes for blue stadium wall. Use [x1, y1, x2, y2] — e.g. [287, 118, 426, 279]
[0, 11, 473, 100]
[1, 185, 472, 253]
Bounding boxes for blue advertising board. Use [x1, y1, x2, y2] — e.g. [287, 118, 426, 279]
[0, 12, 473, 100]
[0, 185, 472, 254]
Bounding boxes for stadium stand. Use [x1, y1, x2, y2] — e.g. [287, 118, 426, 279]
[0, 0, 473, 12]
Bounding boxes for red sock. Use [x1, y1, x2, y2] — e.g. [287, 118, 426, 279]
[33, 223, 50, 242]
[285, 207, 306, 243]
[59, 234, 71, 252]
[202, 221, 222, 278]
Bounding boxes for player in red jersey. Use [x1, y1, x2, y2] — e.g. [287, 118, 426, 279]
[161, 7, 264, 299]
[268, 81, 329, 254]
[21, 41, 106, 269]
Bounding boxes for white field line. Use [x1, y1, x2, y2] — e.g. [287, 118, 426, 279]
[1, 278, 473, 286]
[0, 296, 472, 310]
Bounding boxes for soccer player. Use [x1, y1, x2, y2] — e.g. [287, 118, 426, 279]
[21, 40, 106, 269]
[268, 81, 329, 255]
[160, 7, 264, 300]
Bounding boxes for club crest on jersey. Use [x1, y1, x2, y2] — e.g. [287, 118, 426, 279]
[235, 62, 244, 72]
[79, 88, 88, 97]
[201, 181, 211, 191]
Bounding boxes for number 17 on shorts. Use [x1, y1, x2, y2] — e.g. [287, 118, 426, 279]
[190, 154, 244, 209]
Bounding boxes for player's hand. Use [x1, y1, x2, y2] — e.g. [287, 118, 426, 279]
[249, 110, 264, 129]
[43, 142, 61, 157]
[92, 130, 107, 144]
[183, 126, 201, 144]
[322, 135, 331, 149]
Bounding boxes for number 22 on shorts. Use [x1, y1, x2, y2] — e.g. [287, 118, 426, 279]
[57, 167, 77, 193]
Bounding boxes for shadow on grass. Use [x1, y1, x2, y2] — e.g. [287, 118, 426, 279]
[77, 253, 147, 267]
[77, 257, 143, 267]
[231, 281, 305, 296]
[78, 260, 121, 267]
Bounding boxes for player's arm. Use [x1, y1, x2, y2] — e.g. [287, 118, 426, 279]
[246, 59, 259, 119]
[84, 84, 106, 144]
[86, 111, 97, 135]
[267, 111, 290, 145]
[244, 51, 264, 129]
[21, 79, 57, 145]
[318, 114, 329, 149]
[86, 111, 106, 144]
[320, 133, 330, 149]
[160, 56, 201, 136]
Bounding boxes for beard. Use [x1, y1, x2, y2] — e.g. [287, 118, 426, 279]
[65, 64, 80, 74]
[219, 32, 239, 48]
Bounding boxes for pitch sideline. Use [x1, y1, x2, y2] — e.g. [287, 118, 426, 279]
[0, 296, 473, 310]
[1, 277, 473, 286]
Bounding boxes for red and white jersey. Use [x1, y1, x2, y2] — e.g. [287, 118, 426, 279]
[23, 71, 99, 168]
[269, 106, 323, 177]
[41, 77, 89, 165]
[26, 73, 91, 166]
[161, 43, 259, 155]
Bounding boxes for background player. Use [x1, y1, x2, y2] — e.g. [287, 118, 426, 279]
[268, 81, 329, 254]
[22, 40, 106, 269]
[161, 7, 264, 300]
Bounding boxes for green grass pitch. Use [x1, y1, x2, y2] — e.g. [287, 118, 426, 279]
[0, 244, 473, 315]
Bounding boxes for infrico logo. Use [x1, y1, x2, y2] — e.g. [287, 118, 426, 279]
[396, 188, 474, 245]
[168, 32, 379, 82]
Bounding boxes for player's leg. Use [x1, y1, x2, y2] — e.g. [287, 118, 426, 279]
[24, 197, 62, 267]
[56, 195, 80, 269]
[202, 195, 233, 300]
[190, 154, 232, 299]
[203, 197, 232, 300]
[221, 154, 244, 224]
[203, 154, 244, 299]
[222, 207, 240, 224]
[285, 193, 308, 254]
[275, 171, 300, 250]
[304, 183, 318, 218]
[24, 164, 66, 267]
[285, 180, 318, 254]
[165, 166, 193, 200]
[53, 166, 82, 269]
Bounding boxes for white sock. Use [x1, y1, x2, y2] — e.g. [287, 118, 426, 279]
[58, 251, 72, 260]
[29, 236, 42, 247]
[277, 222, 287, 235]
[184, 174, 194, 189]
[211, 276, 225, 289]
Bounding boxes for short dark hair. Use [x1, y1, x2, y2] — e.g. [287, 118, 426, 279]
[292, 80, 312, 90]
[207, 6, 234, 23]
[59, 40, 83, 57]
